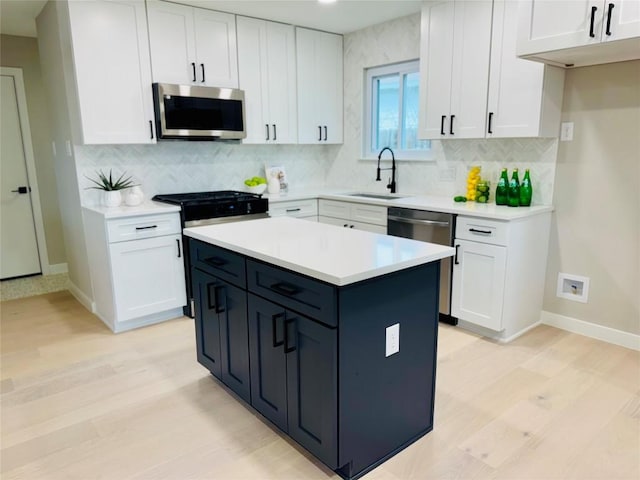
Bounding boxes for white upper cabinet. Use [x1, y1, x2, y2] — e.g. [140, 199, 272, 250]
[296, 28, 343, 144]
[147, 1, 238, 88]
[516, 0, 640, 67]
[67, 0, 155, 144]
[418, 0, 493, 139]
[486, 0, 565, 138]
[237, 17, 297, 144]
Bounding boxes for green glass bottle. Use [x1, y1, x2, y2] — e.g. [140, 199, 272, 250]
[519, 169, 532, 206]
[495, 168, 509, 205]
[507, 169, 520, 207]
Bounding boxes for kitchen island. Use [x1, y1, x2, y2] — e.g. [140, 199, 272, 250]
[184, 217, 454, 479]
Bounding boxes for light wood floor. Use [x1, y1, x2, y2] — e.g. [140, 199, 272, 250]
[1, 291, 638, 479]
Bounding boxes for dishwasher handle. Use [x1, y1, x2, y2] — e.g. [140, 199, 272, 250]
[388, 215, 450, 228]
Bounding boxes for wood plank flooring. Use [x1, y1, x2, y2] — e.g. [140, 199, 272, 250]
[1, 291, 638, 479]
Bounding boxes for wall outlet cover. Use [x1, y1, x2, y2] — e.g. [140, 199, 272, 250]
[385, 323, 400, 357]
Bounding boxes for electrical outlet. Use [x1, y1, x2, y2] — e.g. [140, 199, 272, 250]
[385, 323, 399, 357]
[560, 122, 574, 141]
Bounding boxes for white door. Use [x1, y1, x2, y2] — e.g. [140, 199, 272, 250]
[418, 1, 455, 139]
[147, 0, 196, 85]
[516, 0, 604, 55]
[451, 239, 507, 331]
[604, 0, 640, 41]
[193, 9, 238, 88]
[0, 74, 41, 279]
[110, 234, 186, 322]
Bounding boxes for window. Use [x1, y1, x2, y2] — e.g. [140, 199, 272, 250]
[364, 60, 431, 160]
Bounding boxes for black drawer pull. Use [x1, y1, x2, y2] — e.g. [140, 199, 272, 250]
[204, 257, 227, 268]
[589, 6, 597, 37]
[191, 62, 196, 82]
[440, 115, 446, 135]
[135, 225, 157, 230]
[272, 312, 285, 347]
[469, 228, 492, 235]
[284, 318, 296, 353]
[176, 239, 181, 258]
[450, 114, 455, 135]
[318, 126, 322, 141]
[454, 244, 460, 265]
[270, 282, 300, 296]
[606, 3, 614, 36]
[286, 208, 301, 213]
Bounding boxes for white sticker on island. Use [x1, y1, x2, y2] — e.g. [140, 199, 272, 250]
[385, 323, 400, 357]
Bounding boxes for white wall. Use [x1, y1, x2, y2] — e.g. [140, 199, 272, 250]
[543, 60, 640, 336]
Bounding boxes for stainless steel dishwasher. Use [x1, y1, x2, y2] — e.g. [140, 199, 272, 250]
[387, 207, 457, 325]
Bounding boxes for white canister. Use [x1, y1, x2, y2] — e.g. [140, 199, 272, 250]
[125, 186, 144, 206]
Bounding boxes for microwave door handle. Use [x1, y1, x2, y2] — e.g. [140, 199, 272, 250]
[201, 64, 205, 83]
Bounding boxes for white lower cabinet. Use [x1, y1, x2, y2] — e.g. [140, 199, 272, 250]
[318, 200, 387, 233]
[83, 208, 186, 333]
[268, 199, 318, 221]
[451, 239, 506, 331]
[452, 213, 552, 341]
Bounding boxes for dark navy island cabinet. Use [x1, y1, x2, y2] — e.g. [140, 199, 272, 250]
[190, 238, 440, 480]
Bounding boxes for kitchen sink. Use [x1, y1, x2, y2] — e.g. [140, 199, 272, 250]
[346, 193, 408, 200]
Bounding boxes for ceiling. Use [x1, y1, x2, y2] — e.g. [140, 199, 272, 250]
[0, 0, 422, 38]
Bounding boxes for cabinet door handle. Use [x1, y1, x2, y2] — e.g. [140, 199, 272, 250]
[606, 3, 614, 36]
[201, 64, 205, 83]
[284, 318, 296, 353]
[440, 115, 446, 135]
[265, 124, 270, 141]
[450, 115, 455, 135]
[318, 126, 322, 141]
[11, 186, 29, 194]
[204, 257, 226, 268]
[270, 282, 300, 297]
[286, 208, 301, 213]
[324, 125, 327, 141]
[176, 239, 181, 258]
[206, 282, 216, 310]
[273, 124, 277, 141]
[469, 228, 492, 235]
[149, 120, 154, 139]
[590, 6, 598, 37]
[135, 225, 157, 230]
[349, 225, 354, 228]
[272, 312, 285, 347]
[454, 244, 460, 265]
[191, 62, 196, 82]
[488, 112, 493, 134]
[343, 224, 348, 227]
[214, 285, 226, 313]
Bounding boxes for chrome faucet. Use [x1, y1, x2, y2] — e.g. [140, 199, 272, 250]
[376, 147, 397, 193]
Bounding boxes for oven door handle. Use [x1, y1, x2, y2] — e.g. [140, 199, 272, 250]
[388, 215, 450, 228]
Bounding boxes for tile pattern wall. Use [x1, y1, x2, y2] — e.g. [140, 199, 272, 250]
[327, 13, 559, 205]
[76, 143, 339, 206]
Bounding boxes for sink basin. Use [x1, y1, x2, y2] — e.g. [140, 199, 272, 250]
[346, 193, 408, 200]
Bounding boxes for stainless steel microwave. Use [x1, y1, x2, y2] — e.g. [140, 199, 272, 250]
[152, 83, 246, 140]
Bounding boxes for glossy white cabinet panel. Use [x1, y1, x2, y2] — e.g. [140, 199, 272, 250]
[67, 0, 155, 144]
[296, 28, 343, 144]
[268, 198, 318, 218]
[237, 17, 297, 144]
[147, 1, 238, 88]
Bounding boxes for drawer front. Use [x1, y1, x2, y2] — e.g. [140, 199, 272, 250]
[351, 203, 387, 226]
[247, 260, 337, 327]
[318, 199, 351, 219]
[456, 216, 509, 246]
[106, 213, 181, 243]
[190, 239, 246, 288]
[269, 199, 318, 218]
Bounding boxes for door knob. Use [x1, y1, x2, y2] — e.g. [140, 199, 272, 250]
[11, 186, 30, 194]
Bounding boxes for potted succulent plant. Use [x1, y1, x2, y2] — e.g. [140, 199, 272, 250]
[86, 169, 137, 207]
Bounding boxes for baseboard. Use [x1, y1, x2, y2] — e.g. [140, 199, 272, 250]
[67, 281, 94, 313]
[541, 310, 640, 351]
[47, 263, 68, 275]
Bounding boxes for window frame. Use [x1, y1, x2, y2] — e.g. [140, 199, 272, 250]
[362, 59, 433, 161]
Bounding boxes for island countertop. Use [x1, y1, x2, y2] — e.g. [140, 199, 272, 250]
[184, 216, 454, 286]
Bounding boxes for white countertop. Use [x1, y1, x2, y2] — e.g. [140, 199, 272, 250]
[82, 201, 181, 218]
[184, 216, 455, 286]
[267, 189, 553, 221]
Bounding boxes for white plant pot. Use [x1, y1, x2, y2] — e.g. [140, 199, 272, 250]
[103, 190, 122, 207]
